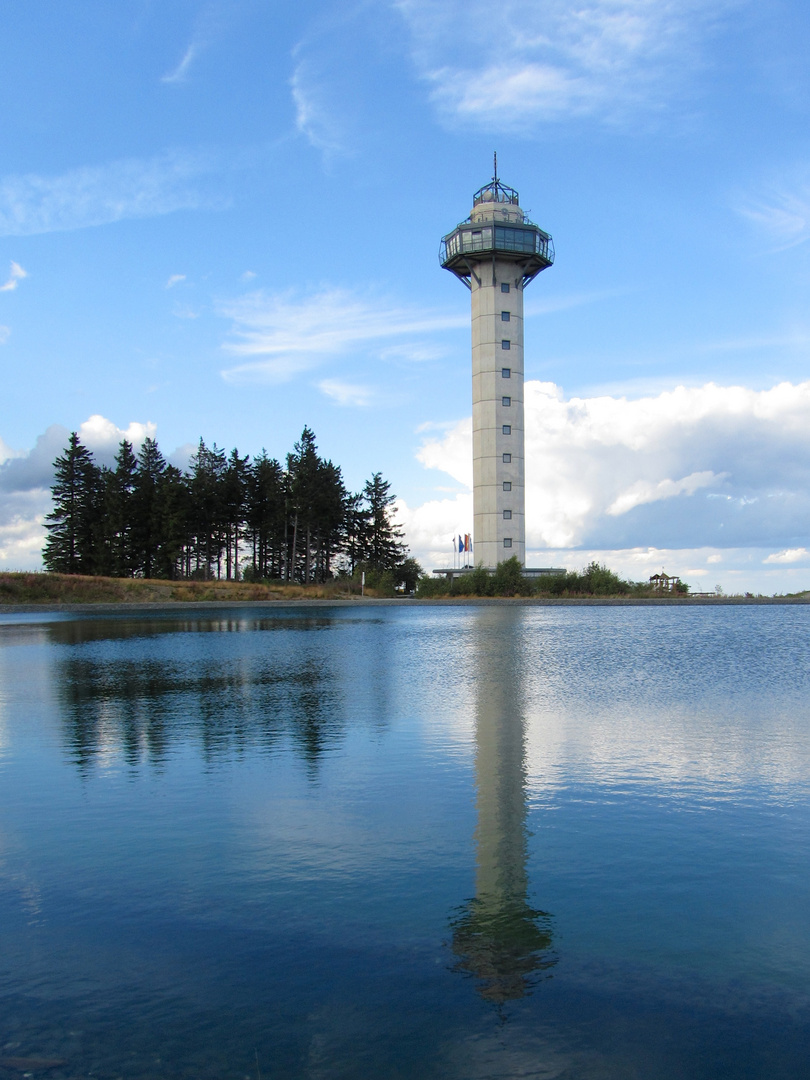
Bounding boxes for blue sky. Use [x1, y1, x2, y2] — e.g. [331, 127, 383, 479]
[1, 0, 810, 592]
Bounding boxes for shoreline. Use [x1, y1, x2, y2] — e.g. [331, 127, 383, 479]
[1, 595, 809, 615]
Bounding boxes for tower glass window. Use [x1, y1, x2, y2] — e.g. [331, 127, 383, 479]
[501, 311, 510, 322]
[501, 367, 511, 378]
[502, 425, 511, 434]
[501, 282, 510, 293]
[503, 538, 512, 548]
[502, 453, 511, 463]
[503, 510, 512, 520]
[503, 482, 511, 491]
[502, 396, 511, 406]
[501, 340, 511, 350]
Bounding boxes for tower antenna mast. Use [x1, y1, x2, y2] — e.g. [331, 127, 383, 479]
[493, 151, 498, 185]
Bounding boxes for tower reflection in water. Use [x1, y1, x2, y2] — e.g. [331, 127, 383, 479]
[451, 611, 557, 1003]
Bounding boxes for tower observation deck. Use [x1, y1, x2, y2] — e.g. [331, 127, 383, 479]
[440, 160, 554, 570]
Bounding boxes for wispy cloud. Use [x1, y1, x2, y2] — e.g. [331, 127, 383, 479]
[395, 0, 738, 128]
[0, 152, 221, 237]
[290, 58, 348, 156]
[0, 261, 27, 292]
[166, 273, 186, 289]
[317, 379, 376, 407]
[0, 326, 9, 345]
[735, 172, 810, 250]
[219, 286, 465, 383]
[162, 42, 200, 84]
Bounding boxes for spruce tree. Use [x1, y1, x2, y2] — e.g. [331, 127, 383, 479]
[362, 472, 406, 571]
[43, 433, 100, 574]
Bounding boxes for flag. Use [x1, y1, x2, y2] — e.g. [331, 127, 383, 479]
[458, 535, 464, 553]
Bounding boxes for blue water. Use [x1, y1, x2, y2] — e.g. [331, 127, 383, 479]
[0, 604, 808, 1079]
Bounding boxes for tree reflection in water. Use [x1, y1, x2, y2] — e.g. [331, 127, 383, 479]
[450, 610, 557, 1003]
[51, 616, 345, 775]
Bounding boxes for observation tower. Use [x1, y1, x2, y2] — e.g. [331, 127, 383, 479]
[440, 157, 554, 569]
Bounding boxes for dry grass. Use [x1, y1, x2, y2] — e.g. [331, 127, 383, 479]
[0, 571, 367, 605]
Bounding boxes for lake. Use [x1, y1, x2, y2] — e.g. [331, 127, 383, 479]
[0, 603, 808, 1079]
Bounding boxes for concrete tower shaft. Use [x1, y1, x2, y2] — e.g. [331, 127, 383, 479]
[440, 167, 553, 569]
[471, 252, 526, 568]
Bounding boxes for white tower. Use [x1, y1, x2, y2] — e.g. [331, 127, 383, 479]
[441, 159, 554, 569]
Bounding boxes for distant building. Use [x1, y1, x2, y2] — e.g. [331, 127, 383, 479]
[649, 572, 681, 592]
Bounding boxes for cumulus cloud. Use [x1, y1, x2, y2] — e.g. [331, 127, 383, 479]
[409, 379, 810, 559]
[0, 416, 158, 571]
[764, 547, 809, 564]
[0, 261, 27, 292]
[166, 273, 186, 288]
[395, 0, 737, 128]
[0, 152, 220, 236]
[606, 470, 721, 516]
[219, 286, 464, 383]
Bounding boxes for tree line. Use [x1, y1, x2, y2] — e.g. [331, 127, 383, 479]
[43, 426, 419, 587]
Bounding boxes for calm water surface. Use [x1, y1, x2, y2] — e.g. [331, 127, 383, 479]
[0, 604, 808, 1079]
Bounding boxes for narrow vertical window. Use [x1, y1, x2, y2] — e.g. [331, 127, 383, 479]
[502, 425, 511, 435]
[501, 311, 511, 322]
[503, 538, 512, 548]
[501, 282, 510, 293]
[503, 510, 512, 520]
[502, 396, 511, 407]
[502, 453, 511, 463]
[503, 481, 511, 491]
[501, 340, 511, 350]
[501, 367, 511, 378]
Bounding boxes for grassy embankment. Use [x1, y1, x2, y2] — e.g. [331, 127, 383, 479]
[0, 571, 368, 605]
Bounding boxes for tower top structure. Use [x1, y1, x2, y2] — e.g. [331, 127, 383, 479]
[440, 160, 554, 291]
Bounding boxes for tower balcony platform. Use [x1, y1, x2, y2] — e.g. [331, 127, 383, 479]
[440, 221, 554, 287]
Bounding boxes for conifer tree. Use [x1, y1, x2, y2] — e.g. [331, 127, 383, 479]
[132, 437, 168, 578]
[43, 433, 100, 574]
[362, 472, 406, 571]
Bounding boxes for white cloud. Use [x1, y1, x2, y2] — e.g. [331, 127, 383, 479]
[77, 415, 157, 455]
[162, 43, 200, 84]
[240, 270, 257, 282]
[0, 261, 27, 292]
[0, 152, 219, 236]
[166, 273, 186, 289]
[219, 286, 465, 384]
[408, 379, 810, 557]
[395, 0, 737, 128]
[764, 547, 809, 564]
[0, 326, 9, 345]
[0, 490, 51, 571]
[317, 379, 376, 407]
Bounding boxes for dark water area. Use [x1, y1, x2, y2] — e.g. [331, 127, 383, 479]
[0, 604, 808, 1079]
